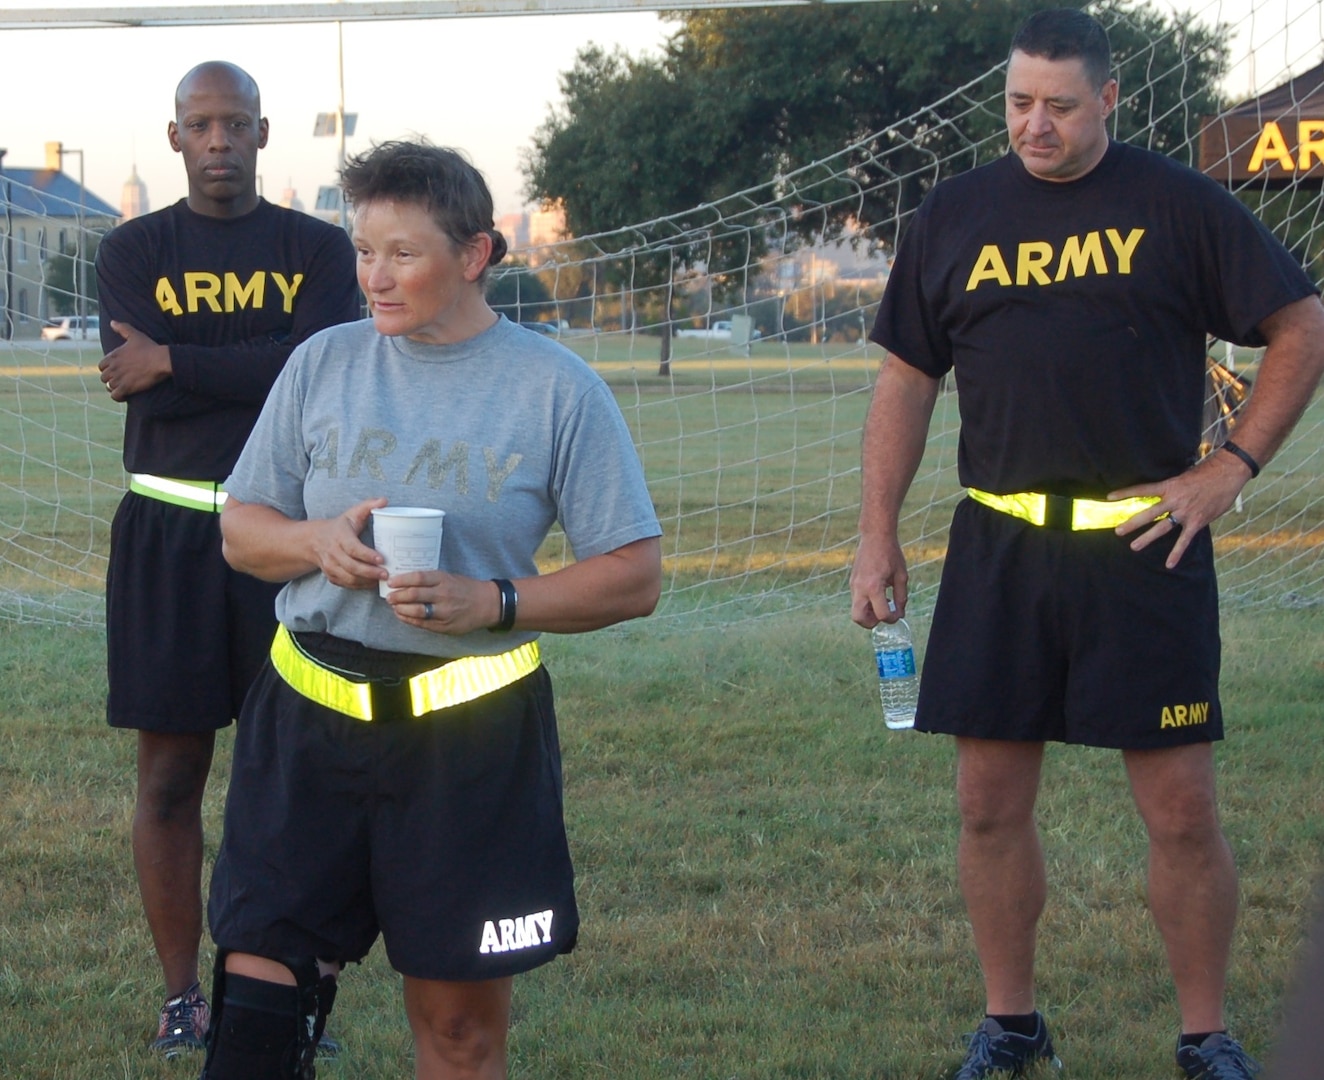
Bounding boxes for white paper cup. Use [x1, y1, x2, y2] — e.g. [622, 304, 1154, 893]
[370, 507, 445, 597]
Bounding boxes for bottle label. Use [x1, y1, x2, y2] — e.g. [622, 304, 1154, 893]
[876, 647, 916, 679]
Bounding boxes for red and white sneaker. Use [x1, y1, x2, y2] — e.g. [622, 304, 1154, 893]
[150, 981, 210, 1058]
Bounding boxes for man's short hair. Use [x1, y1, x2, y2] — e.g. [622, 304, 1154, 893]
[1009, 8, 1112, 90]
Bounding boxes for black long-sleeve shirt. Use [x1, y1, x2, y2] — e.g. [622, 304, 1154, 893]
[96, 198, 360, 479]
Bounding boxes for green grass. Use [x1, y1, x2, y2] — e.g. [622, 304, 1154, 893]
[2, 605, 1323, 1078]
[8, 342, 1318, 625]
[2, 337, 1323, 1075]
[0, 336, 1317, 589]
[0, 341, 884, 621]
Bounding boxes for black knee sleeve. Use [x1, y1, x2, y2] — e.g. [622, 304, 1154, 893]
[285, 956, 337, 1060]
[200, 954, 337, 1080]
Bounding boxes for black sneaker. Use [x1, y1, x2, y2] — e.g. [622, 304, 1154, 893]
[954, 1014, 1061, 1079]
[317, 1029, 341, 1058]
[1176, 1033, 1261, 1079]
[150, 982, 210, 1057]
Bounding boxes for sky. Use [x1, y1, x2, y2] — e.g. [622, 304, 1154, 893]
[2, 0, 1320, 223]
[1, 9, 675, 219]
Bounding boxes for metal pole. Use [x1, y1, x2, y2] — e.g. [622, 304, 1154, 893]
[57, 147, 86, 336]
[73, 150, 85, 335]
[337, 20, 347, 230]
[0, 148, 11, 341]
[77, 152, 85, 335]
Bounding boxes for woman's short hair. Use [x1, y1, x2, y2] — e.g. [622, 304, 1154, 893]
[341, 139, 508, 276]
[1009, 8, 1112, 91]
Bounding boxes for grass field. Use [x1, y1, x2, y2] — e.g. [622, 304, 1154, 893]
[0, 336, 888, 626]
[2, 604, 1323, 1079]
[1, 336, 1323, 1077]
[3, 336, 1322, 626]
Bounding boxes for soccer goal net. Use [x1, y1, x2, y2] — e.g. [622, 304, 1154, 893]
[2, 0, 1322, 629]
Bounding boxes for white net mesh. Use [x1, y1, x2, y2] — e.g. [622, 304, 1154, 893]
[2, 0, 1322, 627]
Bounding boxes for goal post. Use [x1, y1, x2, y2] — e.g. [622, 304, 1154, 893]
[1, 0, 896, 31]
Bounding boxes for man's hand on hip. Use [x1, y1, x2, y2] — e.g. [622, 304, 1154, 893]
[1110, 450, 1253, 568]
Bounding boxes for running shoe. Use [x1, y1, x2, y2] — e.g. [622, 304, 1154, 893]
[317, 1028, 341, 1057]
[150, 981, 210, 1057]
[1176, 1033, 1261, 1079]
[954, 1013, 1061, 1079]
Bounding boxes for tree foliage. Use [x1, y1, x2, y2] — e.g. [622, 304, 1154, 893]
[486, 258, 554, 320]
[1106, 3, 1228, 162]
[523, 0, 1227, 366]
[524, 45, 720, 237]
[44, 240, 100, 316]
[1236, 184, 1324, 280]
[524, 0, 1228, 247]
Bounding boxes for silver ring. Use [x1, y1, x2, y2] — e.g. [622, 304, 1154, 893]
[1169, 514, 1181, 528]
[423, 602, 434, 620]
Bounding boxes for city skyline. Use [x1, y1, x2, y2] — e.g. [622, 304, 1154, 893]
[2, 10, 673, 222]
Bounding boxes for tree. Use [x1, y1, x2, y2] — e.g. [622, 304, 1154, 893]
[487, 258, 554, 322]
[1235, 183, 1324, 281]
[525, 45, 735, 370]
[1105, 3, 1228, 162]
[524, 1, 1227, 367]
[44, 238, 100, 316]
[528, 0, 1226, 226]
[525, 46, 722, 239]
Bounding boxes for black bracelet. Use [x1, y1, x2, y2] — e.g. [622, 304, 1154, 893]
[1220, 439, 1261, 479]
[489, 578, 518, 633]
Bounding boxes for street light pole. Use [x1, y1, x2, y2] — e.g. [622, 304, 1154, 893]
[0, 148, 11, 341]
[337, 20, 347, 230]
[313, 28, 356, 231]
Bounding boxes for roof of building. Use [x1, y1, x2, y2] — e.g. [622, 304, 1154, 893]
[0, 168, 119, 219]
[1221, 61, 1324, 118]
[1199, 61, 1324, 183]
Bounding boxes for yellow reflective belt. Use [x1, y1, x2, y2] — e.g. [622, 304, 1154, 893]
[966, 487, 1160, 530]
[130, 473, 228, 513]
[270, 624, 541, 721]
[967, 489, 1050, 525]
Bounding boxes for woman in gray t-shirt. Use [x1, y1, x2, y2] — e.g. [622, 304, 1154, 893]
[201, 140, 662, 1080]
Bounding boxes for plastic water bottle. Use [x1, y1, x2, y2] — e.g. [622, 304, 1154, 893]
[872, 601, 918, 729]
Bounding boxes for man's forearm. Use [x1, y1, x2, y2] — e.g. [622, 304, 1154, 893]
[1230, 295, 1324, 468]
[859, 354, 941, 539]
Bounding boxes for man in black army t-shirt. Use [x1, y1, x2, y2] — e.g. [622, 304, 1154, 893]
[850, 10, 1324, 1080]
[95, 60, 358, 1057]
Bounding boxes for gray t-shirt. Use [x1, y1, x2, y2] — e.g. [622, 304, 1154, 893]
[226, 315, 661, 657]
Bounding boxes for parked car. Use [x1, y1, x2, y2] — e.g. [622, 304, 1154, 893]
[674, 319, 762, 341]
[518, 321, 559, 336]
[41, 315, 100, 341]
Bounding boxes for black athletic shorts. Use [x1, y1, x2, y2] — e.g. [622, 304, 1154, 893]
[208, 636, 579, 982]
[915, 497, 1223, 749]
[105, 490, 281, 733]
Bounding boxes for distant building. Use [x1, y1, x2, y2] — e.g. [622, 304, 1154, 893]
[121, 165, 149, 221]
[496, 205, 568, 267]
[278, 184, 305, 213]
[496, 211, 529, 250]
[313, 185, 346, 226]
[0, 157, 119, 336]
[528, 205, 566, 247]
